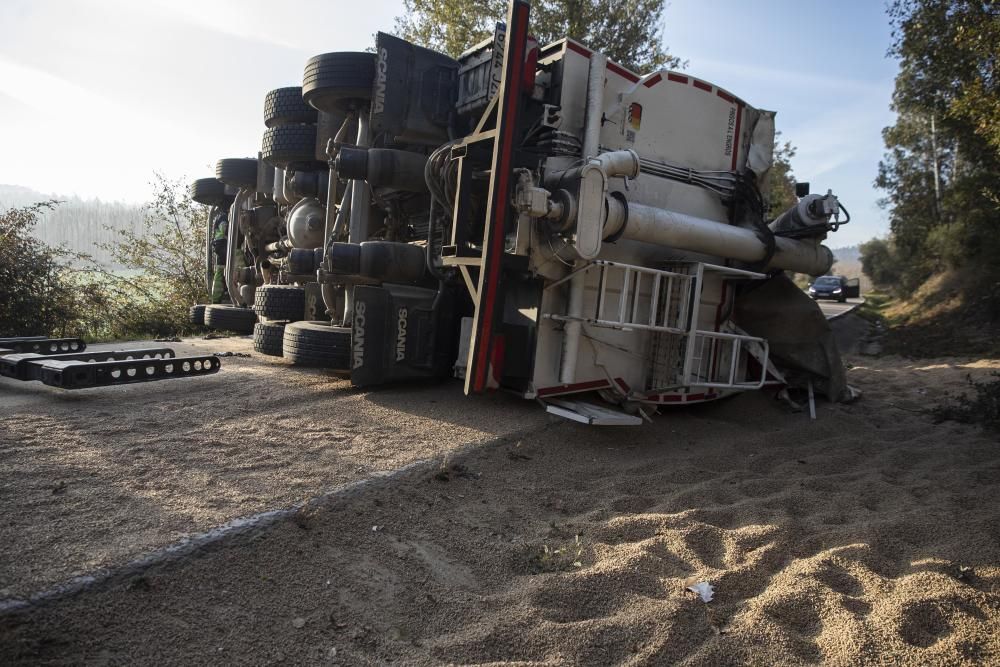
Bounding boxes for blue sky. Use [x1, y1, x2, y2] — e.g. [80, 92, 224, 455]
[665, 1, 899, 246]
[0, 0, 897, 246]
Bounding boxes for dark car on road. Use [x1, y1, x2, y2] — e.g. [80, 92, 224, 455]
[808, 275, 858, 302]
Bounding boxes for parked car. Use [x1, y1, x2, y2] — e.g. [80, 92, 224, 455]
[808, 275, 859, 302]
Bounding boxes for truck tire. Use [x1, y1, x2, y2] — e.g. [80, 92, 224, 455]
[261, 125, 322, 169]
[215, 158, 258, 189]
[253, 285, 306, 321]
[283, 321, 351, 369]
[302, 52, 377, 113]
[189, 178, 232, 207]
[264, 87, 317, 128]
[204, 305, 257, 334]
[189, 304, 207, 326]
[253, 321, 287, 356]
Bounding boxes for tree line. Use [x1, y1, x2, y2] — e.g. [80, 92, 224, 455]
[0, 186, 151, 268]
[862, 0, 999, 309]
[0, 176, 208, 340]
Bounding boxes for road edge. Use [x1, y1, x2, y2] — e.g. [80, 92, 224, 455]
[825, 297, 865, 322]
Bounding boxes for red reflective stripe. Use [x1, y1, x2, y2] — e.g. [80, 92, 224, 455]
[643, 73, 662, 88]
[731, 102, 743, 171]
[471, 1, 529, 392]
[667, 73, 688, 84]
[566, 41, 590, 58]
[615, 377, 630, 392]
[490, 334, 506, 385]
[651, 391, 718, 403]
[716, 89, 734, 103]
[692, 80, 712, 92]
[607, 61, 639, 83]
[536, 379, 611, 397]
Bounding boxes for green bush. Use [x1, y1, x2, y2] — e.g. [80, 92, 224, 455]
[0, 202, 84, 337]
[79, 173, 210, 340]
[1, 174, 211, 341]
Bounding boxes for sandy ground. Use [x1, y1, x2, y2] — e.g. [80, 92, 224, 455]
[2, 317, 1000, 665]
[0, 336, 549, 600]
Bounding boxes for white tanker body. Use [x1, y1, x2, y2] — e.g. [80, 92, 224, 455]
[190, 0, 853, 424]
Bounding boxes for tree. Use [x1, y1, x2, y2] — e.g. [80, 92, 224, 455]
[859, 237, 902, 289]
[0, 202, 82, 336]
[766, 133, 798, 219]
[395, 0, 681, 72]
[873, 0, 1000, 293]
[83, 173, 209, 339]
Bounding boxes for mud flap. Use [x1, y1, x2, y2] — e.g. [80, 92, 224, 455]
[351, 284, 456, 387]
[732, 273, 850, 401]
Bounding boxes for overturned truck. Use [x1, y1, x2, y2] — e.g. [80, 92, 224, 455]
[191, 0, 852, 425]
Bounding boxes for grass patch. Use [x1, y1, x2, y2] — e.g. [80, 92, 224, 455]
[856, 291, 892, 324]
[517, 535, 587, 574]
[930, 372, 1000, 433]
[861, 272, 1000, 358]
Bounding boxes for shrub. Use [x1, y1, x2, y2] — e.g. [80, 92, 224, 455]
[0, 201, 84, 337]
[930, 372, 1000, 434]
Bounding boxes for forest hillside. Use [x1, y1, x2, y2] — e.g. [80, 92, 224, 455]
[0, 184, 152, 268]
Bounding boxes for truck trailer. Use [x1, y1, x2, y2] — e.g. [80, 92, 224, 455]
[191, 0, 853, 424]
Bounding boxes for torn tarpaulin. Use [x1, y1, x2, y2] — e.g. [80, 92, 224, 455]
[732, 272, 855, 402]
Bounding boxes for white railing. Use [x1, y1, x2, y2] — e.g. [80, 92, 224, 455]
[543, 260, 695, 334]
[683, 329, 769, 389]
[545, 260, 770, 393]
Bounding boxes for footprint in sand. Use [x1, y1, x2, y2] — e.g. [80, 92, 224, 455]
[609, 495, 657, 513]
[531, 568, 668, 623]
[812, 562, 864, 597]
[897, 596, 986, 648]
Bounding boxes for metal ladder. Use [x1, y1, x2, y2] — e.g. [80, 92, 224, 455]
[543, 260, 696, 334]
[544, 261, 771, 392]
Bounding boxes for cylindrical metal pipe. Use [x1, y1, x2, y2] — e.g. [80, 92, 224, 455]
[604, 198, 833, 275]
[593, 150, 639, 178]
[561, 52, 607, 384]
[581, 53, 606, 161]
[272, 168, 287, 205]
[224, 191, 248, 306]
[205, 207, 215, 295]
[322, 112, 356, 260]
[344, 111, 371, 324]
[320, 283, 341, 322]
[347, 112, 371, 245]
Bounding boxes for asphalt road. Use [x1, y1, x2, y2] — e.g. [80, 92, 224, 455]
[817, 296, 864, 320]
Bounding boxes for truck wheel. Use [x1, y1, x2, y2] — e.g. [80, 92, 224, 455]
[189, 304, 207, 326]
[189, 178, 232, 207]
[264, 87, 317, 128]
[204, 305, 257, 334]
[261, 125, 322, 169]
[253, 285, 307, 322]
[302, 52, 377, 113]
[215, 158, 258, 189]
[253, 321, 287, 356]
[283, 321, 351, 369]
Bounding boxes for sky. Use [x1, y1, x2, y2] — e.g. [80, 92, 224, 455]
[0, 0, 897, 246]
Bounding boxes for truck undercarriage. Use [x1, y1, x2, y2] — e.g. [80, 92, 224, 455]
[190, 0, 852, 424]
